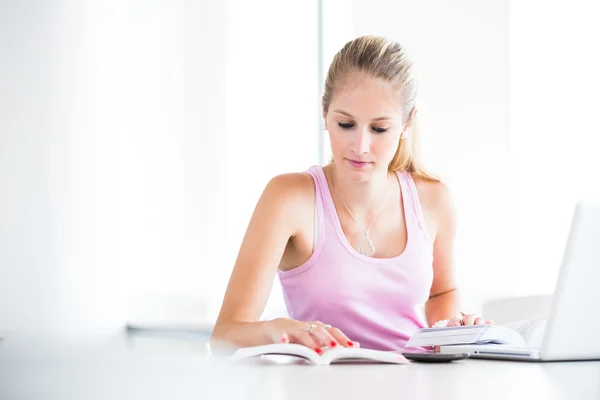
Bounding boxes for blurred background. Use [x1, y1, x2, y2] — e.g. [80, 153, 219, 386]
[1, 0, 599, 336]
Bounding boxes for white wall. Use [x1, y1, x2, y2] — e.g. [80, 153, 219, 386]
[349, 0, 510, 311]
[0, 0, 319, 333]
[509, 1, 600, 296]
[1, 0, 131, 333]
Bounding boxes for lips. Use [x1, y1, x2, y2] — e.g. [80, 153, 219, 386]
[346, 159, 372, 169]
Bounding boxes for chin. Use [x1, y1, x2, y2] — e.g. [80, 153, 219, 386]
[338, 159, 376, 180]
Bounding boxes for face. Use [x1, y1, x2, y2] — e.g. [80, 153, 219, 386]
[324, 72, 411, 181]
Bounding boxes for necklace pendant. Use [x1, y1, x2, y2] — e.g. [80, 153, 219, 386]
[359, 232, 376, 256]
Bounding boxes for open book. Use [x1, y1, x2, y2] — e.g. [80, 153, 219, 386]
[406, 315, 548, 348]
[230, 343, 408, 365]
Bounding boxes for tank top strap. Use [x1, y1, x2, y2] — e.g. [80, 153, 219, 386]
[304, 165, 327, 252]
[395, 170, 433, 245]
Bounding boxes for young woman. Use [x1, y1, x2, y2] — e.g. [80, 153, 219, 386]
[210, 35, 493, 354]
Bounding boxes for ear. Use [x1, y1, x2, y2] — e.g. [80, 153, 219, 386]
[401, 108, 418, 138]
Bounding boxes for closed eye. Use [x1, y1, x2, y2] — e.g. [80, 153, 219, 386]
[337, 122, 388, 133]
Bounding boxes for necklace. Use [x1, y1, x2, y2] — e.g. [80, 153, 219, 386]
[331, 164, 389, 256]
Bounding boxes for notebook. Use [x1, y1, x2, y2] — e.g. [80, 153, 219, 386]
[230, 343, 408, 365]
[406, 315, 546, 348]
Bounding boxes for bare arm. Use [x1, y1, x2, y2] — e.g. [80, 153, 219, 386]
[209, 175, 299, 350]
[422, 183, 493, 327]
[423, 182, 461, 327]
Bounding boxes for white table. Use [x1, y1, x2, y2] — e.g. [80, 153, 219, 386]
[1, 331, 599, 400]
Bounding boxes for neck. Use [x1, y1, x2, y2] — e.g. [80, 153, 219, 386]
[328, 162, 391, 221]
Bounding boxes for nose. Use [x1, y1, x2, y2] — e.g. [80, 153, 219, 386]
[351, 128, 370, 155]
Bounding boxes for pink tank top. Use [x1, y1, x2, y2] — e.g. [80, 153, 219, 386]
[277, 165, 434, 351]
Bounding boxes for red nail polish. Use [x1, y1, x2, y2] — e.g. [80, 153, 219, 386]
[330, 341, 337, 347]
[315, 348, 323, 355]
[348, 341, 354, 347]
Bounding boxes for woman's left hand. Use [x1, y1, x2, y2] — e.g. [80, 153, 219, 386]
[446, 312, 494, 327]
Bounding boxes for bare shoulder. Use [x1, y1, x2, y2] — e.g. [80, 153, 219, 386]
[411, 174, 456, 239]
[266, 172, 314, 203]
[412, 176, 453, 208]
[264, 172, 315, 231]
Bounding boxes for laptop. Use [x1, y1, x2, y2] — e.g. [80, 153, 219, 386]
[440, 199, 600, 361]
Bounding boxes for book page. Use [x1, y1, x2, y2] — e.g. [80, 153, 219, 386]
[326, 347, 408, 364]
[231, 344, 407, 365]
[503, 314, 548, 347]
[230, 343, 320, 364]
[406, 325, 518, 347]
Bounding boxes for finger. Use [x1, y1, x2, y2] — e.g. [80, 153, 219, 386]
[309, 326, 338, 349]
[309, 321, 339, 348]
[326, 326, 357, 348]
[474, 317, 485, 325]
[485, 319, 495, 325]
[462, 314, 476, 326]
[269, 330, 290, 344]
[447, 317, 461, 327]
[291, 331, 322, 354]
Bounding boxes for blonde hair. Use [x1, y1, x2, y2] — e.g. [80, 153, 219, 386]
[323, 35, 439, 182]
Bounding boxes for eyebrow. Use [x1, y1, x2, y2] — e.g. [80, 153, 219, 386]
[332, 109, 391, 121]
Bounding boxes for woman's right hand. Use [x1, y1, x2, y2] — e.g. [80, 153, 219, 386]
[265, 318, 359, 354]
